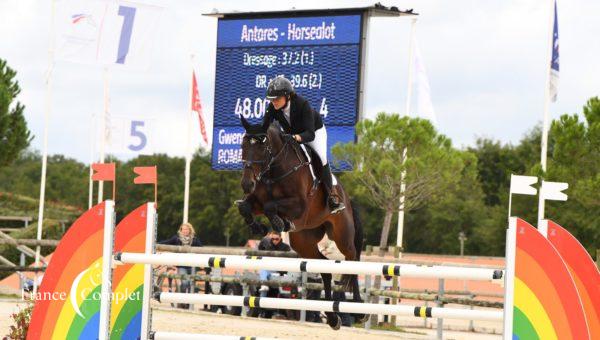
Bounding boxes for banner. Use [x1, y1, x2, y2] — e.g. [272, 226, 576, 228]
[106, 115, 155, 155]
[55, 0, 163, 69]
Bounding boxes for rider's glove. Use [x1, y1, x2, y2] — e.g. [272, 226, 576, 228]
[282, 133, 295, 142]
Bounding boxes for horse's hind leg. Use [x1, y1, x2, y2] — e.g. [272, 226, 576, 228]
[327, 216, 368, 323]
[289, 228, 341, 330]
[320, 272, 341, 329]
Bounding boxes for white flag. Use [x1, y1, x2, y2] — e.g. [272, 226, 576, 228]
[55, 0, 162, 70]
[510, 174, 538, 196]
[412, 37, 437, 125]
[540, 181, 568, 201]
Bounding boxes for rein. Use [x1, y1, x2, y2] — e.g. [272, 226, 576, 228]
[242, 133, 310, 186]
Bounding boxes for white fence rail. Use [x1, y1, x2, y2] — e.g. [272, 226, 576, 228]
[116, 252, 503, 281]
[156, 292, 504, 322]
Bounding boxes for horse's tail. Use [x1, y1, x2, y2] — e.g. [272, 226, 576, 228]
[351, 199, 364, 261]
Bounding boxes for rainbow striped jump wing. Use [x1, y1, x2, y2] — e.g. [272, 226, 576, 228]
[546, 220, 600, 339]
[508, 218, 590, 340]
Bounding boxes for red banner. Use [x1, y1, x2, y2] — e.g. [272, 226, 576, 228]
[192, 71, 208, 144]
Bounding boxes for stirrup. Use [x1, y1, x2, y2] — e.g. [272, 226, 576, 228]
[328, 196, 346, 214]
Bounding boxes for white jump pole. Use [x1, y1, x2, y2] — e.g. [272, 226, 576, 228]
[151, 332, 277, 340]
[98, 200, 115, 340]
[157, 293, 503, 322]
[140, 202, 157, 340]
[116, 252, 503, 281]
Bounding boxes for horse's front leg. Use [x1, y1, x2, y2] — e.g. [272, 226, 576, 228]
[236, 196, 268, 236]
[263, 197, 303, 232]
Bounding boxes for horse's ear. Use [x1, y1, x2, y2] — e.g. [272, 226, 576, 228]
[240, 115, 251, 131]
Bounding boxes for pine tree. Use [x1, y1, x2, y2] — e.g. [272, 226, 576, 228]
[0, 58, 31, 166]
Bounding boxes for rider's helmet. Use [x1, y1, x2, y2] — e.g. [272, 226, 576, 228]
[266, 76, 294, 99]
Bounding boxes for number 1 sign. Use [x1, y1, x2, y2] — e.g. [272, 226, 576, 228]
[54, 1, 163, 69]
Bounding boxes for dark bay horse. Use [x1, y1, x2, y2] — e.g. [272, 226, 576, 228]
[236, 117, 366, 329]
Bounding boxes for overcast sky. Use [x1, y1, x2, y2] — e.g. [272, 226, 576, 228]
[0, 0, 598, 163]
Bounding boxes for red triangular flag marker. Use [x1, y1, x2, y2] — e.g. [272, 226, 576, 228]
[91, 163, 115, 181]
[133, 166, 158, 206]
[133, 166, 157, 184]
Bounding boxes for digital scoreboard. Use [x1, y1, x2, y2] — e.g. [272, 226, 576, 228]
[211, 13, 364, 170]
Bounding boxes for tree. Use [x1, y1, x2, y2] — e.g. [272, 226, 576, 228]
[332, 113, 464, 251]
[544, 97, 600, 253]
[0, 59, 31, 166]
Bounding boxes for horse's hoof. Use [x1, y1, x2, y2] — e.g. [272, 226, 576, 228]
[327, 314, 341, 330]
[270, 215, 285, 232]
[354, 313, 369, 324]
[249, 222, 269, 236]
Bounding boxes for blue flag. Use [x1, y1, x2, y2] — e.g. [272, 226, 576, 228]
[549, 0, 559, 102]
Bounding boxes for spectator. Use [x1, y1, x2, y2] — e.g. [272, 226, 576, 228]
[258, 231, 290, 298]
[158, 222, 202, 307]
[159, 222, 202, 247]
[255, 231, 291, 318]
[258, 231, 291, 252]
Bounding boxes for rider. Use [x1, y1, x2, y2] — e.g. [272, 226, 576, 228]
[262, 76, 345, 214]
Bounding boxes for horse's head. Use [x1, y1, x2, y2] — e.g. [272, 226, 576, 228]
[239, 116, 284, 194]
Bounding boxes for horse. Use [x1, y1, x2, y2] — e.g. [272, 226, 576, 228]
[235, 116, 366, 329]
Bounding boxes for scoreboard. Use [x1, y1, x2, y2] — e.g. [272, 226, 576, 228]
[212, 14, 364, 170]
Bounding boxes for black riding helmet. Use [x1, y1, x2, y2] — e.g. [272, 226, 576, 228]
[266, 76, 294, 99]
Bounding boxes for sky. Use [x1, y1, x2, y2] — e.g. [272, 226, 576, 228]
[0, 0, 598, 163]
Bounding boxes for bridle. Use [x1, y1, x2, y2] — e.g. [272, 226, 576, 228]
[242, 132, 310, 186]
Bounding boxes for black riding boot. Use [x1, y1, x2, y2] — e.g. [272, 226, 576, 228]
[322, 164, 345, 214]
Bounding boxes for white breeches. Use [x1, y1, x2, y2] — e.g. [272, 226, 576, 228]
[301, 126, 337, 186]
[306, 126, 328, 165]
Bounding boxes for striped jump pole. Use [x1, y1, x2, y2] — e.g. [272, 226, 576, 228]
[155, 292, 504, 322]
[150, 332, 277, 340]
[115, 252, 503, 281]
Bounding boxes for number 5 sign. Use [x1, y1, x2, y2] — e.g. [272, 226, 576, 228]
[107, 116, 155, 155]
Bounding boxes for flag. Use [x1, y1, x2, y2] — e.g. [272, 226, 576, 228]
[91, 163, 115, 181]
[510, 174, 538, 196]
[548, 0, 559, 102]
[55, 0, 163, 69]
[540, 181, 568, 201]
[412, 37, 437, 124]
[192, 71, 209, 144]
[133, 166, 157, 184]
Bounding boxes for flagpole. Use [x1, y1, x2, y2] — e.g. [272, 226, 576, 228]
[88, 113, 96, 209]
[98, 67, 109, 203]
[396, 17, 417, 253]
[537, 0, 557, 228]
[33, 0, 56, 296]
[183, 55, 195, 224]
